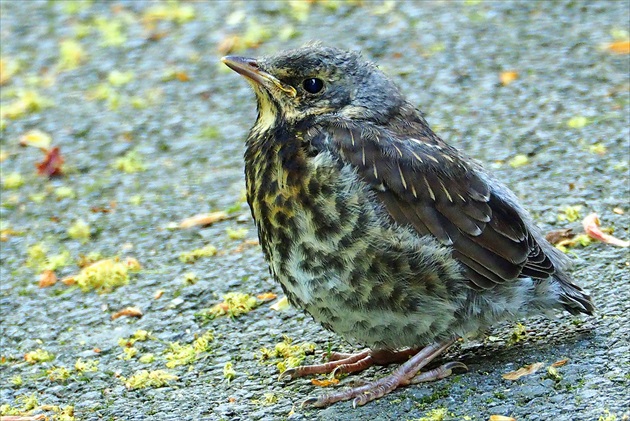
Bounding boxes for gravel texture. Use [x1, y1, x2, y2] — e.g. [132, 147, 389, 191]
[1, 1, 629, 420]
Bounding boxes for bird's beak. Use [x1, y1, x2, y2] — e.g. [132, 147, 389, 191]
[221, 56, 297, 98]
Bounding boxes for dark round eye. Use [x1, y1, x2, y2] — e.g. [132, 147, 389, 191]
[302, 78, 324, 94]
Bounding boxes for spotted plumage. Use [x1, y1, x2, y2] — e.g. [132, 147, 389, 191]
[222, 43, 593, 407]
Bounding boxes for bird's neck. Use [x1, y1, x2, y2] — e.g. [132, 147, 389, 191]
[244, 119, 310, 252]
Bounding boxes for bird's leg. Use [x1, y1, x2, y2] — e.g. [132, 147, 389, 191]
[301, 338, 462, 408]
[279, 347, 420, 380]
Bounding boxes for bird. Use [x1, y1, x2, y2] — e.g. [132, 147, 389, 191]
[221, 43, 594, 408]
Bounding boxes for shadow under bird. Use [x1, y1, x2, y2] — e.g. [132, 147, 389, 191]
[222, 43, 594, 408]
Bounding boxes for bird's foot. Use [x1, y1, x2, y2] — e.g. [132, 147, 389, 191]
[299, 339, 465, 408]
[279, 347, 419, 380]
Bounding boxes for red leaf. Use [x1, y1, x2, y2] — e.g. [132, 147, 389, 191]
[36, 146, 64, 178]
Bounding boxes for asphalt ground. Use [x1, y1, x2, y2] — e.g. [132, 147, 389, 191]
[1, 1, 629, 420]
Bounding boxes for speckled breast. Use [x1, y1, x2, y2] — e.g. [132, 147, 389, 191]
[244, 136, 461, 349]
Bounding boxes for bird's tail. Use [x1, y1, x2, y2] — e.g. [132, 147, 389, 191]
[554, 272, 595, 315]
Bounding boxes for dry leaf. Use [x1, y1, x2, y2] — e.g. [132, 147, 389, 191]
[111, 306, 143, 320]
[612, 207, 624, 215]
[502, 362, 544, 380]
[179, 211, 230, 228]
[233, 238, 259, 253]
[38, 269, 57, 288]
[311, 378, 340, 387]
[489, 416, 516, 421]
[61, 275, 75, 285]
[36, 146, 64, 178]
[174, 71, 189, 82]
[124, 257, 142, 271]
[583, 213, 629, 247]
[257, 292, 277, 301]
[270, 296, 290, 311]
[606, 40, 630, 54]
[19, 129, 52, 150]
[551, 358, 569, 367]
[545, 228, 575, 245]
[500, 71, 519, 86]
[154, 289, 164, 299]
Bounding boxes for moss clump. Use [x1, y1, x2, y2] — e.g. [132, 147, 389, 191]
[201, 292, 259, 319]
[258, 336, 316, 373]
[2, 172, 24, 189]
[122, 370, 178, 390]
[179, 245, 217, 263]
[112, 150, 146, 173]
[24, 348, 54, 364]
[47, 366, 72, 382]
[164, 330, 214, 368]
[72, 257, 140, 293]
[558, 205, 582, 222]
[223, 362, 236, 381]
[67, 219, 91, 243]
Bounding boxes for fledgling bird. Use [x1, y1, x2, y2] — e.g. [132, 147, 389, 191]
[222, 43, 594, 408]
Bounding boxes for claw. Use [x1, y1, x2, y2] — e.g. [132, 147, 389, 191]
[331, 366, 342, 377]
[352, 394, 368, 408]
[443, 361, 468, 374]
[278, 368, 297, 381]
[301, 397, 320, 408]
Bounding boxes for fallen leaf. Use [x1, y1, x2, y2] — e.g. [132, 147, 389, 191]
[270, 296, 290, 311]
[500, 70, 519, 86]
[502, 362, 544, 380]
[154, 289, 164, 299]
[19, 129, 52, 150]
[583, 213, 629, 247]
[38, 269, 57, 288]
[508, 154, 529, 168]
[545, 228, 575, 245]
[311, 378, 340, 387]
[233, 238, 259, 253]
[111, 306, 143, 320]
[178, 211, 230, 228]
[613, 207, 624, 215]
[606, 40, 630, 54]
[551, 358, 569, 367]
[489, 416, 516, 421]
[35, 146, 64, 178]
[61, 275, 75, 285]
[257, 292, 277, 301]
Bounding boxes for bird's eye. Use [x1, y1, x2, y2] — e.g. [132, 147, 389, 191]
[302, 78, 324, 94]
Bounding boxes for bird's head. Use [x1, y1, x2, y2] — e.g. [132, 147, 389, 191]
[222, 44, 405, 128]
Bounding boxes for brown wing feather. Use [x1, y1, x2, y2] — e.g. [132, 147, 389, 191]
[307, 120, 555, 290]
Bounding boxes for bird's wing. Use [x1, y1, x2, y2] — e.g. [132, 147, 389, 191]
[306, 120, 555, 290]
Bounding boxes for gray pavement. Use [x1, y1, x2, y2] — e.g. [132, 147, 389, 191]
[1, 1, 629, 420]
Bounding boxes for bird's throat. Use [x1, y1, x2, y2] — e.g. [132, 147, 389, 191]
[252, 91, 279, 137]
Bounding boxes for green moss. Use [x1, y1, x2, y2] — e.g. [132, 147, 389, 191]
[257, 336, 316, 373]
[74, 258, 130, 293]
[67, 219, 91, 243]
[122, 370, 178, 389]
[223, 362, 236, 381]
[199, 292, 259, 319]
[24, 348, 55, 363]
[164, 330, 214, 368]
[415, 385, 451, 409]
[112, 150, 147, 173]
[179, 245, 217, 263]
[2, 172, 24, 189]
